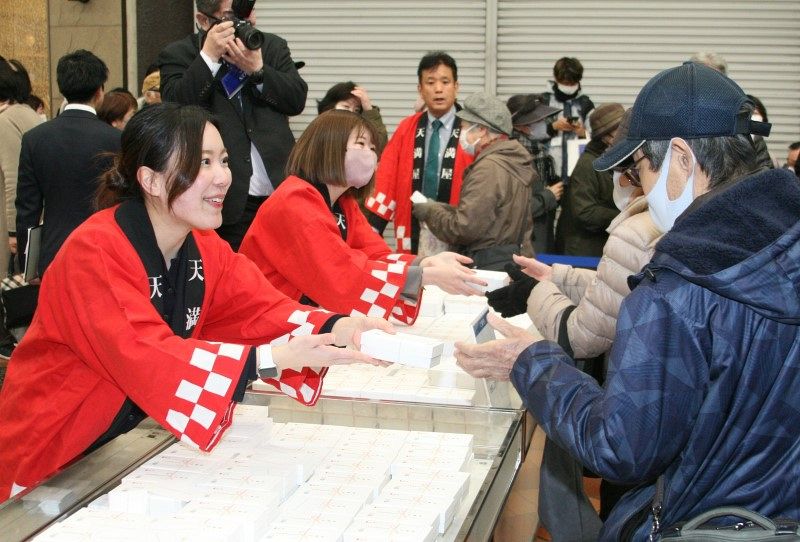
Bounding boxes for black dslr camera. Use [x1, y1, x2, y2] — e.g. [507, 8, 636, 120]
[228, 0, 263, 50]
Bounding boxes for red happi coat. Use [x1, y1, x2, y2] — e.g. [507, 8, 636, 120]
[365, 111, 473, 253]
[0, 207, 334, 501]
[239, 176, 421, 324]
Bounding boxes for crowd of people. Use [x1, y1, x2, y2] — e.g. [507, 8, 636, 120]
[0, 0, 799, 540]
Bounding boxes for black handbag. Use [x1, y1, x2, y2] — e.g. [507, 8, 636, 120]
[0, 275, 39, 329]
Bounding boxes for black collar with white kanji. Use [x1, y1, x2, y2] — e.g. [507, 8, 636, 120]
[310, 181, 348, 241]
[115, 199, 206, 338]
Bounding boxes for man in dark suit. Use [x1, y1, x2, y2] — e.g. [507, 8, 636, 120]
[158, 0, 307, 250]
[16, 49, 121, 278]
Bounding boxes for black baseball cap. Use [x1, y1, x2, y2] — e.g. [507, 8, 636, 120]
[593, 62, 771, 171]
[507, 93, 560, 125]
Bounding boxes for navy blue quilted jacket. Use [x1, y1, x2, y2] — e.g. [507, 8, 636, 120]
[512, 168, 800, 540]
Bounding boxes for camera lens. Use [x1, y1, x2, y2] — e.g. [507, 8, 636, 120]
[234, 20, 264, 50]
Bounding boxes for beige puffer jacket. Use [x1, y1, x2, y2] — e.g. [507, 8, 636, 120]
[526, 195, 662, 358]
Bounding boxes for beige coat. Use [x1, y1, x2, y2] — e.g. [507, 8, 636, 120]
[527, 196, 662, 358]
[0, 104, 43, 273]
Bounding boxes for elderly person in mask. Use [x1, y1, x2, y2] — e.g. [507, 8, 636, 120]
[456, 62, 800, 541]
[412, 91, 534, 271]
[489, 108, 663, 540]
[507, 93, 562, 254]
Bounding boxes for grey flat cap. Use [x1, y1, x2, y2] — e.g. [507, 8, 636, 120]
[456, 91, 513, 136]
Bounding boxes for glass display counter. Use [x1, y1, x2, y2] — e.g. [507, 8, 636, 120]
[0, 396, 524, 541]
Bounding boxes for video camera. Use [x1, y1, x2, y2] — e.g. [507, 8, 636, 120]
[223, 0, 264, 50]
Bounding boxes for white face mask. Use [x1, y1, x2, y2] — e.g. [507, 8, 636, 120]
[527, 121, 549, 141]
[557, 83, 580, 95]
[458, 125, 481, 156]
[645, 138, 697, 233]
[612, 171, 637, 211]
[344, 148, 377, 188]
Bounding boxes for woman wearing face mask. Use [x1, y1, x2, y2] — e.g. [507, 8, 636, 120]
[485, 108, 663, 540]
[239, 110, 482, 326]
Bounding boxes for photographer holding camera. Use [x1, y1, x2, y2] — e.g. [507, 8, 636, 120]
[158, 0, 307, 250]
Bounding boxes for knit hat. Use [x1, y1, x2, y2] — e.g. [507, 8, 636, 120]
[507, 93, 560, 126]
[594, 62, 771, 171]
[589, 103, 625, 139]
[456, 91, 513, 136]
[142, 71, 160, 94]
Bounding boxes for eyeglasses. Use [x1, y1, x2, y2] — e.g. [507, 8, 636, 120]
[618, 155, 648, 187]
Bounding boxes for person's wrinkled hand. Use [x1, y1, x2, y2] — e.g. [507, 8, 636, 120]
[223, 38, 263, 75]
[573, 121, 587, 138]
[547, 181, 564, 201]
[454, 313, 542, 380]
[271, 332, 387, 371]
[351, 86, 373, 111]
[513, 254, 553, 282]
[8, 236, 16, 255]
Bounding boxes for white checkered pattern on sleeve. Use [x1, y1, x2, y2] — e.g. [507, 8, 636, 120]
[260, 308, 332, 406]
[365, 191, 397, 221]
[348, 253, 420, 325]
[165, 342, 246, 451]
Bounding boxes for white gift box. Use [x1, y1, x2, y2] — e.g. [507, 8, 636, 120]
[359, 330, 444, 368]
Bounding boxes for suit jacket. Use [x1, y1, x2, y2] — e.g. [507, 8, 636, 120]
[158, 32, 307, 225]
[16, 109, 121, 277]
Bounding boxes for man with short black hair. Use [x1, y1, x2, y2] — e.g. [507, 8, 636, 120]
[456, 62, 800, 540]
[158, 0, 307, 250]
[365, 51, 474, 254]
[543, 57, 595, 184]
[16, 49, 120, 278]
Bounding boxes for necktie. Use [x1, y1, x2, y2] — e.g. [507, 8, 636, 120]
[422, 119, 443, 199]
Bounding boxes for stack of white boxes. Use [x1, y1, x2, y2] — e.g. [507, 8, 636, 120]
[36, 405, 476, 542]
[359, 330, 444, 368]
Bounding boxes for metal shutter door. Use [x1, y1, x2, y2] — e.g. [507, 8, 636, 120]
[255, 1, 489, 138]
[496, 0, 800, 154]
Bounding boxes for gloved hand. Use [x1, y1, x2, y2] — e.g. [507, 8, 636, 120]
[504, 262, 527, 282]
[412, 201, 435, 221]
[486, 269, 538, 317]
